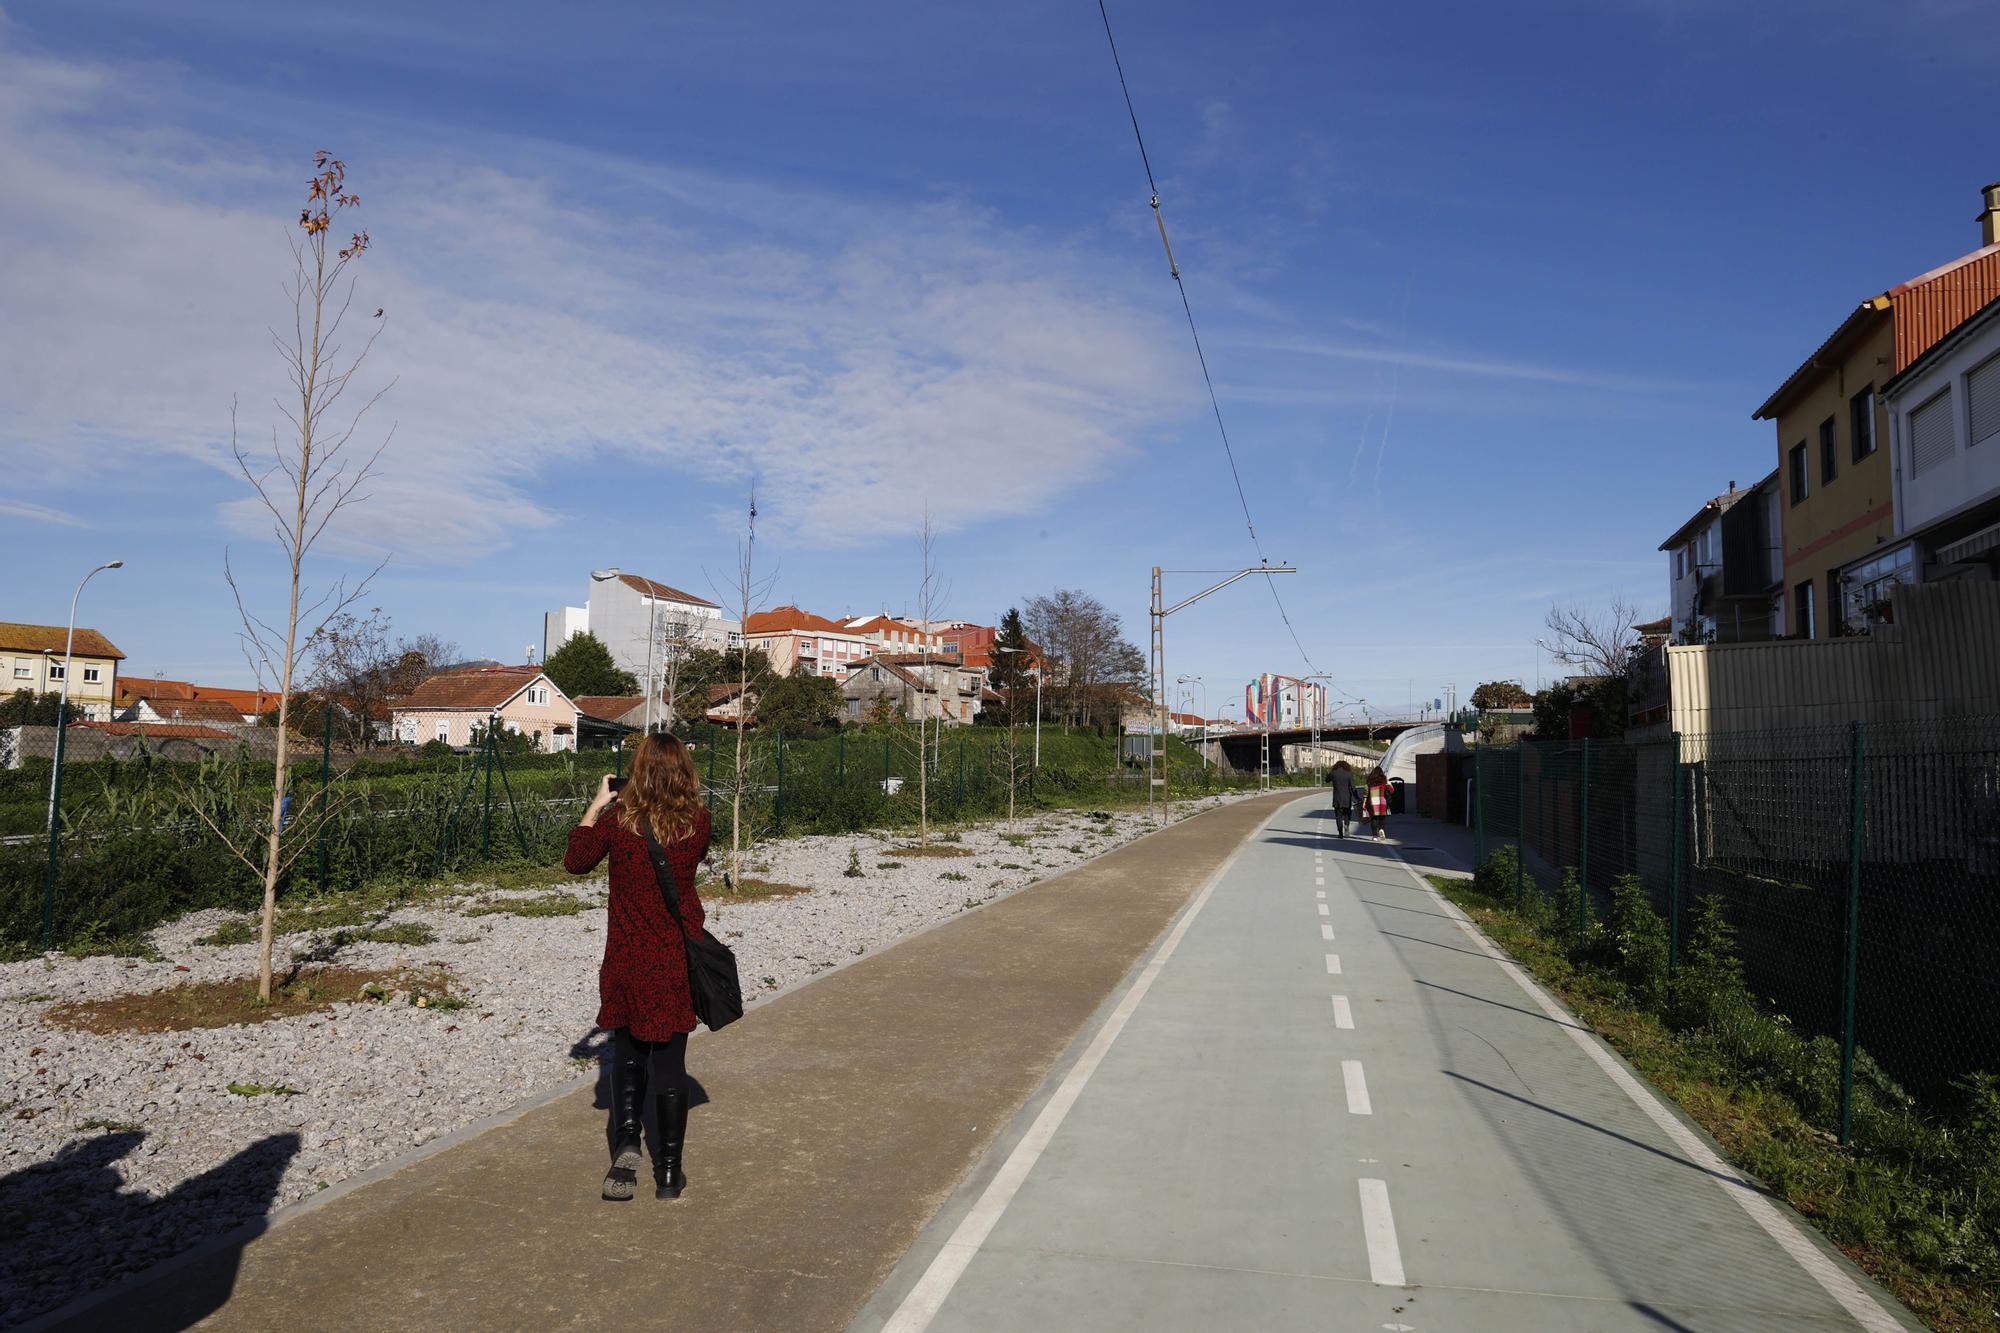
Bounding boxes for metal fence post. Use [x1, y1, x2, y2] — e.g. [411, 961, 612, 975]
[1840, 719, 1866, 1147]
[1669, 731, 1684, 984]
[480, 720, 495, 859]
[1515, 744, 1527, 911]
[705, 724, 716, 812]
[318, 704, 333, 894]
[1579, 737, 1591, 936]
[1474, 749, 1486, 866]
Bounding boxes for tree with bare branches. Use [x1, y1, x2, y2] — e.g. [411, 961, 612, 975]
[228, 151, 394, 1001]
[714, 488, 777, 883]
[913, 508, 948, 846]
[1535, 597, 1643, 680]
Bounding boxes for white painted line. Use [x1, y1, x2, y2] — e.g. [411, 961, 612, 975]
[1317, 902, 1330, 916]
[880, 806, 1284, 1333]
[1386, 848, 1905, 1332]
[1342, 1059, 1372, 1114]
[1331, 994, 1354, 1029]
[1315, 876, 1325, 886]
[1358, 1178, 1405, 1285]
[1316, 890, 1326, 900]
[1321, 923, 1336, 941]
[1325, 953, 1342, 974]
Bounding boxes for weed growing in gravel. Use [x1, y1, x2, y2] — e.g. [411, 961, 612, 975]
[13, 994, 55, 1004]
[877, 861, 905, 871]
[325, 923, 437, 948]
[939, 871, 968, 882]
[226, 1082, 299, 1098]
[1065, 844, 1084, 855]
[76, 1117, 142, 1133]
[960, 898, 981, 910]
[995, 862, 1027, 871]
[845, 848, 864, 878]
[1000, 833, 1030, 848]
[569, 1056, 593, 1070]
[405, 966, 468, 1011]
[760, 975, 777, 988]
[463, 894, 592, 919]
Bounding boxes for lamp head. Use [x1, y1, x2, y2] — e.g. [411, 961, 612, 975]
[105, 559, 124, 570]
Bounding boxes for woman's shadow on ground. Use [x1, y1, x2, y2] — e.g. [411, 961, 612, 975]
[0, 1127, 300, 1330]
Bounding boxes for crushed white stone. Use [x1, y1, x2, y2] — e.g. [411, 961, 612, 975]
[0, 792, 1254, 1325]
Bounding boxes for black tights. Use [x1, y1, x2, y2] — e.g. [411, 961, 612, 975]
[613, 1027, 688, 1090]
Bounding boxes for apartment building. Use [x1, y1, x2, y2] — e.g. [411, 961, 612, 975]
[1753, 185, 2000, 637]
[743, 606, 877, 678]
[0, 622, 124, 721]
[544, 573, 735, 680]
[1657, 473, 1782, 643]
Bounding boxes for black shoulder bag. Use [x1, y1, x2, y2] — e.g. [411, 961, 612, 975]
[641, 827, 744, 1032]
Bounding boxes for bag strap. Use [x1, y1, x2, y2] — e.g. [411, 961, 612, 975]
[639, 826, 693, 940]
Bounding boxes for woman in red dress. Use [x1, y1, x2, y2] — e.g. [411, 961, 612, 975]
[565, 733, 713, 1202]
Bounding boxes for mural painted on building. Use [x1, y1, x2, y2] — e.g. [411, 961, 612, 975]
[1244, 674, 1325, 727]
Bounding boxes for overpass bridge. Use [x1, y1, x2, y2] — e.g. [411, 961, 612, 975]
[1196, 719, 1435, 774]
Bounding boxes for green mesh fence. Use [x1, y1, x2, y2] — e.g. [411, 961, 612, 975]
[1472, 718, 2000, 1137]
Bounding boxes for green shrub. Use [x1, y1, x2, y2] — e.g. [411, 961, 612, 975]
[1471, 846, 1520, 900]
[1604, 874, 1668, 1010]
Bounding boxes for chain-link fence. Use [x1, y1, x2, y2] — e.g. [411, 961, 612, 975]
[1473, 717, 2000, 1139]
[2, 721, 1298, 956]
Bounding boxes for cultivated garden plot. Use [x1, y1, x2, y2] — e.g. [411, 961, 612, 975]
[0, 793, 1251, 1327]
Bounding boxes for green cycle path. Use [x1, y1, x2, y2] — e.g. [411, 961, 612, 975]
[853, 796, 1921, 1333]
[45, 794, 1920, 1332]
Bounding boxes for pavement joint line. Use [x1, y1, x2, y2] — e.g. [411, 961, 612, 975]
[878, 800, 1285, 1333]
[1383, 844, 1910, 1333]
[1358, 1178, 1405, 1286]
[1342, 1059, 1373, 1115]
[1331, 994, 1354, 1029]
[1324, 953, 1341, 974]
[1320, 923, 1335, 941]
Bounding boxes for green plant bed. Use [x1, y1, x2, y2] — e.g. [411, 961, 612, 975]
[1437, 859, 2000, 1333]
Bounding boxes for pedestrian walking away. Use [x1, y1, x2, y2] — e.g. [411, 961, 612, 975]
[1365, 765, 1392, 840]
[1328, 760, 1356, 837]
[565, 733, 714, 1202]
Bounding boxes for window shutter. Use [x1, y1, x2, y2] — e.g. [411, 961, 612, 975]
[1908, 388, 1955, 476]
[1969, 351, 2000, 450]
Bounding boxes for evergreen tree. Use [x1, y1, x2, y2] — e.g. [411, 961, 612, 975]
[542, 630, 638, 699]
[986, 607, 1033, 727]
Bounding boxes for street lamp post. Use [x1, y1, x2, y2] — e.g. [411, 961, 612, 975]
[591, 567, 660, 735]
[1176, 674, 1208, 768]
[42, 559, 123, 950]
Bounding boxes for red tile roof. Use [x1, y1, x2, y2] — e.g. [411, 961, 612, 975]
[117, 676, 196, 702]
[394, 667, 557, 712]
[618, 574, 719, 610]
[744, 605, 852, 635]
[0, 623, 125, 660]
[574, 694, 646, 723]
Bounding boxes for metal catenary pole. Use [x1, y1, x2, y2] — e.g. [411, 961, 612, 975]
[1839, 720, 1866, 1147]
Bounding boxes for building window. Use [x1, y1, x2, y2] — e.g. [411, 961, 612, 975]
[1788, 442, 1808, 505]
[47, 661, 65, 681]
[82, 665, 101, 684]
[435, 720, 450, 742]
[1794, 580, 1816, 639]
[1826, 572, 1843, 636]
[1850, 385, 1876, 462]
[11, 660, 28, 679]
[1819, 417, 1837, 485]
[528, 685, 548, 706]
[1969, 351, 2000, 450]
[848, 699, 862, 717]
[1908, 387, 1955, 477]
[1838, 543, 1918, 632]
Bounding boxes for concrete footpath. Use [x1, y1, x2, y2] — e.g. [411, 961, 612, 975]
[47, 793, 1300, 1333]
[853, 797, 1922, 1333]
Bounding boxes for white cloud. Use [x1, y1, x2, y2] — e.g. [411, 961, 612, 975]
[0, 34, 1190, 560]
[0, 499, 84, 526]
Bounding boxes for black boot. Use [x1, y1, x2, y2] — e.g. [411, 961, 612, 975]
[602, 1037, 648, 1201]
[654, 1083, 688, 1200]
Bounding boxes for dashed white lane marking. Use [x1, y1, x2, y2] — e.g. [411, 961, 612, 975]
[1321, 923, 1336, 941]
[1317, 903, 1330, 916]
[1325, 953, 1342, 975]
[1358, 1178, 1406, 1286]
[1316, 890, 1326, 900]
[1386, 848, 1905, 1331]
[1331, 994, 1354, 1029]
[1315, 876, 1326, 886]
[879, 807, 1283, 1333]
[1342, 1059, 1373, 1115]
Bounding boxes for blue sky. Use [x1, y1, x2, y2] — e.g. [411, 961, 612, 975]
[3, 0, 1994, 718]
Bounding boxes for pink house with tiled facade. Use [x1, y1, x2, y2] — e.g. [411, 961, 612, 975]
[389, 667, 580, 753]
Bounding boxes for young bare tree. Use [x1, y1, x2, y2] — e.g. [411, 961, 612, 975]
[913, 508, 949, 846]
[1535, 597, 1643, 679]
[714, 488, 777, 882]
[229, 151, 394, 1001]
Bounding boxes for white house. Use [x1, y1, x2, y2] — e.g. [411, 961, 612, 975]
[1877, 290, 2000, 629]
[543, 574, 737, 682]
[1657, 472, 1783, 643]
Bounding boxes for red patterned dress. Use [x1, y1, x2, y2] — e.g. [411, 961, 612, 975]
[565, 806, 712, 1040]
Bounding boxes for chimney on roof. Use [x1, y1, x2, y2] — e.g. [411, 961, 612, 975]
[1728, 479, 1736, 494]
[1983, 182, 2000, 248]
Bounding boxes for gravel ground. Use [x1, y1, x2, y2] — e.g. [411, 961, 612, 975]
[0, 793, 1253, 1327]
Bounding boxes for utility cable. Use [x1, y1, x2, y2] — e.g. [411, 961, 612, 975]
[1094, 0, 1327, 680]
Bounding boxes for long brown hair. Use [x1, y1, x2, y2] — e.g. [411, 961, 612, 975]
[616, 734, 704, 842]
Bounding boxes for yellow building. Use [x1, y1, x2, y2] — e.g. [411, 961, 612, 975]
[1754, 189, 2000, 637]
[0, 622, 126, 721]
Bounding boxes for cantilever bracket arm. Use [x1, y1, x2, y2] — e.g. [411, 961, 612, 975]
[1160, 565, 1296, 618]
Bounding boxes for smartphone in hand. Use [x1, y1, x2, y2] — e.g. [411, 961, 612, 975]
[608, 777, 626, 793]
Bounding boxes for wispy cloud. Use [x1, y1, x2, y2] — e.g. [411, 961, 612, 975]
[0, 499, 85, 527]
[1224, 334, 1703, 395]
[0, 31, 1191, 560]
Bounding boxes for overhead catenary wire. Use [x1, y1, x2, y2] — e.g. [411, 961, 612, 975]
[1093, 0, 1331, 686]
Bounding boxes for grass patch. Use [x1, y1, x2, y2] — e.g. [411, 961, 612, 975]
[1432, 859, 2000, 1333]
[939, 871, 968, 882]
[876, 862, 906, 871]
[45, 964, 420, 1034]
[719, 878, 815, 899]
[1000, 833, 1031, 848]
[889, 845, 976, 858]
[462, 893, 592, 919]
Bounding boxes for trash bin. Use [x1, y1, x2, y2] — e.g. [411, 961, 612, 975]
[1388, 777, 1407, 815]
